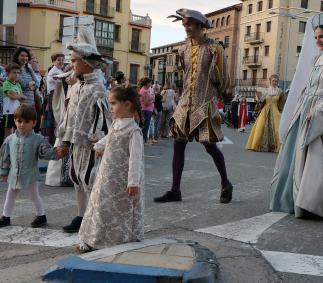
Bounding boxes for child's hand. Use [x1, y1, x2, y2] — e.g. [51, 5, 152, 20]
[95, 149, 104, 157]
[29, 81, 36, 90]
[56, 146, 68, 158]
[125, 186, 140, 197]
[1, 176, 8, 182]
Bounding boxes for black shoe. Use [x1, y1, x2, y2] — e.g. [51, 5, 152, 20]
[63, 216, 83, 233]
[31, 215, 47, 228]
[154, 191, 182, 203]
[0, 216, 10, 227]
[220, 183, 233, 204]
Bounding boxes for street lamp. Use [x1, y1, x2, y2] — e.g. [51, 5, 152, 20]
[269, 10, 311, 91]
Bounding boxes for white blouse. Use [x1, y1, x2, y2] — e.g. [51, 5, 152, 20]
[94, 118, 144, 187]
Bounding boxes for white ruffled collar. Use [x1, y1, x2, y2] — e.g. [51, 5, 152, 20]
[113, 118, 135, 130]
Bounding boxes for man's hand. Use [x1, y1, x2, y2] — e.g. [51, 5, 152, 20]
[56, 146, 68, 158]
[125, 186, 140, 197]
[95, 149, 104, 157]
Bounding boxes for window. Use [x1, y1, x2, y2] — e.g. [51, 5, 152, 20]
[114, 25, 121, 42]
[100, 0, 108, 16]
[268, 0, 273, 9]
[116, 0, 122, 12]
[112, 61, 119, 77]
[266, 21, 271, 32]
[129, 64, 139, 85]
[226, 15, 231, 26]
[131, 28, 141, 52]
[94, 20, 114, 49]
[301, 0, 308, 9]
[258, 1, 263, 12]
[264, 45, 270, 56]
[224, 36, 230, 48]
[246, 25, 251, 35]
[216, 18, 219, 28]
[86, 0, 94, 13]
[299, 21, 306, 33]
[297, 46, 302, 53]
[5, 26, 14, 43]
[221, 17, 225, 26]
[248, 4, 253, 14]
[58, 14, 69, 41]
[244, 48, 249, 57]
[263, 69, 268, 79]
[243, 70, 248, 80]
[211, 19, 215, 27]
[321, 1, 323, 12]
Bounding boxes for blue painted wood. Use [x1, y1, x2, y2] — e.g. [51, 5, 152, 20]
[43, 256, 184, 283]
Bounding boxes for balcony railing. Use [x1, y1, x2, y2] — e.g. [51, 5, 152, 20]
[18, 0, 77, 11]
[236, 78, 268, 87]
[83, 1, 115, 18]
[242, 56, 262, 68]
[244, 32, 264, 44]
[130, 12, 152, 27]
[130, 42, 146, 53]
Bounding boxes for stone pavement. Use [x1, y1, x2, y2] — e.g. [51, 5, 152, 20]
[43, 238, 219, 283]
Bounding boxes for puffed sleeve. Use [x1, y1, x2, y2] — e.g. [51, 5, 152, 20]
[0, 137, 11, 176]
[209, 43, 230, 94]
[127, 129, 144, 187]
[93, 135, 107, 152]
[38, 135, 58, 160]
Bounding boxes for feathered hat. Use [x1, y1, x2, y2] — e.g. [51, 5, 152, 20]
[167, 8, 211, 29]
[67, 27, 109, 69]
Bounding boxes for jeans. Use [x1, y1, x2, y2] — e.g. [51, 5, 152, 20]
[142, 110, 153, 143]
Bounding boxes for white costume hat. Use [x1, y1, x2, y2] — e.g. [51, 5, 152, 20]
[67, 27, 109, 69]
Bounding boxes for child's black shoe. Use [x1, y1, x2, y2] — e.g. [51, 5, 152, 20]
[31, 215, 47, 228]
[0, 216, 10, 227]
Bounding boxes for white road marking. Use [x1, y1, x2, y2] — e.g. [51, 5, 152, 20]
[217, 136, 234, 145]
[0, 226, 79, 247]
[261, 250, 323, 277]
[196, 212, 287, 244]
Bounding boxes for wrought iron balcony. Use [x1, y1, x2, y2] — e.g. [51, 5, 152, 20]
[242, 56, 262, 68]
[18, 0, 77, 11]
[236, 78, 268, 87]
[244, 32, 264, 44]
[130, 42, 146, 53]
[83, 1, 115, 18]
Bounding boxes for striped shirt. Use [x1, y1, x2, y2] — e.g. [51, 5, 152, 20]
[18, 65, 40, 106]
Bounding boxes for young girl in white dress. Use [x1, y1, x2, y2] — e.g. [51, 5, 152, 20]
[78, 86, 144, 253]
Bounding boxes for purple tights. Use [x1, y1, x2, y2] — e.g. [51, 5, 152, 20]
[171, 140, 230, 193]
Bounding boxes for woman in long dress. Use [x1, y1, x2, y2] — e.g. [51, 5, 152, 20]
[238, 97, 248, 132]
[270, 17, 323, 218]
[245, 75, 285, 152]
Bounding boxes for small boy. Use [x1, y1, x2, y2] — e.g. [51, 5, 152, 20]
[0, 104, 66, 228]
[2, 63, 26, 138]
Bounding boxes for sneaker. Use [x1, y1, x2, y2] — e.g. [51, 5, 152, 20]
[63, 216, 83, 233]
[154, 191, 182, 203]
[220, 183, 233, 204]
[0, 216, 10, 228]
[31, 215, 47, 228]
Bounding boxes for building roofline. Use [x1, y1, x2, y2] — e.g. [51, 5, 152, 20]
[205, 3, 243, 17]
[151, 40, 185, 50]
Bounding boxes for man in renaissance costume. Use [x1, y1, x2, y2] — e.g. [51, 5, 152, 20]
[154, 9, 233, 203]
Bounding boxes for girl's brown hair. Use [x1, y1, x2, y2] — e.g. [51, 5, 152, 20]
[110, 86, 144, 127]
[51, 52, 65, 63]
[138, 77, 151, 89]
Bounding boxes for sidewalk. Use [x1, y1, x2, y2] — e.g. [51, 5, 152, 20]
[43, 238, 219, 283]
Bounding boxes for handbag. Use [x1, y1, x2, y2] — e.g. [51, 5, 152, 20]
[34, 89, 42, 111]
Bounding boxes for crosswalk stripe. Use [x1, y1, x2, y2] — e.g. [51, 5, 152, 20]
[0, 226, 78, 247]
[261, 250, 323, 277]
[196, 212, 287, 244]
